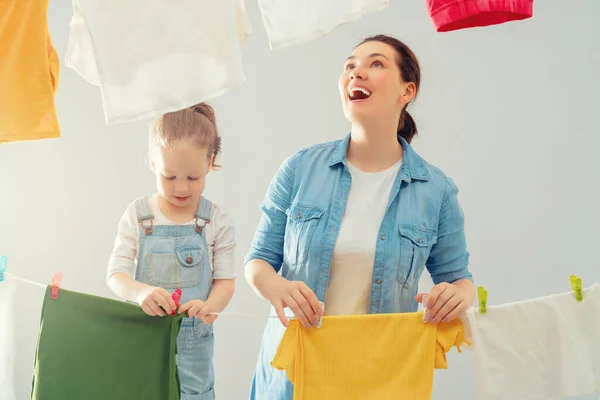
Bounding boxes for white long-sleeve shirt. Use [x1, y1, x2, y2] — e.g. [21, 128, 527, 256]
[107, 193, 236, 282]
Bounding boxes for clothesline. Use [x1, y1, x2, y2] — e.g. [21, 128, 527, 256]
[3, 272, 296, 319]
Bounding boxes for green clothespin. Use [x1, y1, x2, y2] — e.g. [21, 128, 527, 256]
[0, 256, 7, 283]
[570, 275, 583, 302]
[478, 286, 488, 314]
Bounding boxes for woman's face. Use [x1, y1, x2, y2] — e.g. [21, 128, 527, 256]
[339, 41, 411, 126]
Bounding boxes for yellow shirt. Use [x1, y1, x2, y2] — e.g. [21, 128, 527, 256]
[271, 312, 467, 400]
[0, 0, 60, 144]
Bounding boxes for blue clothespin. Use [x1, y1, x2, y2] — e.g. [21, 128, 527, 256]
[0, 256, 7, 283]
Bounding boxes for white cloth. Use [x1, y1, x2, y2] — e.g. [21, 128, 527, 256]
[465, 283, 600, 400]
[65, 0, 251, 124]
[107, 194, 236, 282]
[324, 159, 401, 315]
[257, 0, 390, 50]
[0, 276, 46, 400]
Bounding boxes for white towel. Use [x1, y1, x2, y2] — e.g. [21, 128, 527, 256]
[465, 283, 600, 400]
[65, 0, 251, 124]
[258, 0, 389, 50]
[0, 276, 46, 400]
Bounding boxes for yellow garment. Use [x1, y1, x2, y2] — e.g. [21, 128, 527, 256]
[271, 312, 467, 400]
[0, 0, 60, 144]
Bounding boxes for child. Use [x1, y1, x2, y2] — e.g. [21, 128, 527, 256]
[107, 103, 235, 400]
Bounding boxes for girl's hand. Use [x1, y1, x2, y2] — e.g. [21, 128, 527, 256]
[178, 300, 218, 324]
[137, 286, 176, 317]
[265, 276, 322, 329]
[415, 282, 470, 324]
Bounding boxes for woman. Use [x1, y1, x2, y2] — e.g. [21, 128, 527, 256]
[244, 34, 475, 399]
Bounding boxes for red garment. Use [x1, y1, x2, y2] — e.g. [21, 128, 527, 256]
[427, 0, 533, 32]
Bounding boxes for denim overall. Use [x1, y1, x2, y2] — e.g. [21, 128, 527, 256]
[134, 196, 215, 400]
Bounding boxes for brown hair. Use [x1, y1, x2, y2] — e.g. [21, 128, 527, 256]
[150, 103, 222, 168]
[356, 35, 421, 144]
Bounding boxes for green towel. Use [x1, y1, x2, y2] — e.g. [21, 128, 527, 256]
[31, 286, 184, 399]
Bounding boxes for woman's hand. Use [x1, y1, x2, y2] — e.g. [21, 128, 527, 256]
[415, 281, 473, 324]
[266, 276, 322, 329]
[136, 286, 176, 317]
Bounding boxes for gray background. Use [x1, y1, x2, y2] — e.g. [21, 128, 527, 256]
[1, 0, 599, 399]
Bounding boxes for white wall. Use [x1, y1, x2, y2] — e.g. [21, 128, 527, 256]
[1, 0, 599, 399]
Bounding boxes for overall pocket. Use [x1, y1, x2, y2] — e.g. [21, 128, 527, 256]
[284, 204, 325, 267]
[396, 225, 437, 289]
[147, 249, 202, 289]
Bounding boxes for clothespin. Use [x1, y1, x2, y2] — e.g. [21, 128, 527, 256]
[171, 288, 182, 316]
[570, 275, 583, 302]
[478, 286, 488, 314]
[0, 256, 7, 283]
[316, 301, 324, 328]
[51, 271, 63, 300]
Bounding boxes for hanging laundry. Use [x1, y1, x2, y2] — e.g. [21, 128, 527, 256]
[258, 0, 389, 50]
[465, 283, 600, 400]
[426, 0, 534, 32]
[31, 286, 185, 400]
[271, 312, 467, 400]
[0, 276, 46, 400]
[0, 0, 60, 144]
[65, 0, 251, 125]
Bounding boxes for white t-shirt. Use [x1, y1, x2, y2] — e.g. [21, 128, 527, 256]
[107, 194, 236, 282]
[65, 0, 251, 124]
[324, 159, 402, 315]
[258, 0, 389, 50]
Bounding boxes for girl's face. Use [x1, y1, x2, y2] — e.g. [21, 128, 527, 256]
[150, 140, 213, 212]
[339, 40, 413, 126]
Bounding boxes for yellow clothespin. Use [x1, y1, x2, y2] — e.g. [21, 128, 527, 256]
[478, 286, 488, 314]
[570, 275, 583, 302]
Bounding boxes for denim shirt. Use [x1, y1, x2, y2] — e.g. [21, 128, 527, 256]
[244, 134, 472, 400]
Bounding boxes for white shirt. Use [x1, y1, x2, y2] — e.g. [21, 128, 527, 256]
[324, 159, 402, 315]
[464, 283, 600, 400]
[65, 0, 251, 124]
[258, 0, 389, 50]
[107, 194, 236, 282]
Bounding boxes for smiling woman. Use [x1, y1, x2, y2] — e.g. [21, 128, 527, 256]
[244, 34, 475, 400]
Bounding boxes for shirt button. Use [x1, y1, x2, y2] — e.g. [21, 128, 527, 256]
[186, 256, 193, 264]
[297, 213, 302, 219]
[380, 235, 386, 240]
[418, 237, 423, 243]
[375, 279, 382, 284]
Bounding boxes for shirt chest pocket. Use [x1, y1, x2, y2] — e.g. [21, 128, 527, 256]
[284, 204, 325, 267]
[147, 249, 203, 289]
[396, 225, 437, 289]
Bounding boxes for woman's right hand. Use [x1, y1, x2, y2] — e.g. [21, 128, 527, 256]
[136, 286, 176, 317]
[265, 276, 323, 328]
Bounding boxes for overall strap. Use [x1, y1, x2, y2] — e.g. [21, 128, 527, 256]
[134, 196, 154, 235]
[194, 196, 213, 233]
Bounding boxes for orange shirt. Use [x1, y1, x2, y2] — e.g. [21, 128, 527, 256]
[0, 0, 60, 144]
[271, 312, 467, 400]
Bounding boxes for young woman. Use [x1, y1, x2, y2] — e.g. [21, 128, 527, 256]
[244, 35, 475, 399]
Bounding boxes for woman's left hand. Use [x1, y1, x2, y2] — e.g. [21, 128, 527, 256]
[415, 282, 470, 324]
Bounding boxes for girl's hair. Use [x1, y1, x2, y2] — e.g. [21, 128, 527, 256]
[150, 102, 222, 168]
[355, 35, 421, 144]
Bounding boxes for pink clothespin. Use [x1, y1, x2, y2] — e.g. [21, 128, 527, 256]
[51, 271, 63, 300]
[171, 288, 182, 316]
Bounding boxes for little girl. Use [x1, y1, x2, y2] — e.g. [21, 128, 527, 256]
[107, 103, 235, 400]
